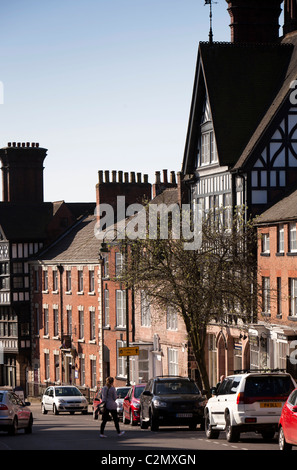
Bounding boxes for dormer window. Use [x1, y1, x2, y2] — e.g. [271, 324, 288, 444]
[201, 130, 217, 165]
[199, 97, 218, 166]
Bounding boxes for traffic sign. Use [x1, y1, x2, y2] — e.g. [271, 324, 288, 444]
[119, 346, 139, 357]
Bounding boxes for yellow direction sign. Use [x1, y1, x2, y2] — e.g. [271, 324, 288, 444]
[119, 346, 139, 357]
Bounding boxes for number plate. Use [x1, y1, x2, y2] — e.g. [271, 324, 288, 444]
[176, 413, 193, 418]
[260, 402, 282, 408]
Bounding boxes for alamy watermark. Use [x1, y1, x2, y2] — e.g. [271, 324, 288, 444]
[94, 196, 203, 251]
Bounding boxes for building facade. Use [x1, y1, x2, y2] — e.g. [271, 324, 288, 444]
[0, 142, 95, 392]
[181, 0, 297, 385]
[255, 189, 297, 379]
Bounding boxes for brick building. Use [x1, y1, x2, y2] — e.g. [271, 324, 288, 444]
[180, 0, 297, 384]
[255, 189, 297, 378]
[0, 142, 94, 392]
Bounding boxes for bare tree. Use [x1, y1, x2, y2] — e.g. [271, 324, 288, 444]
[119, 203, 258, 395]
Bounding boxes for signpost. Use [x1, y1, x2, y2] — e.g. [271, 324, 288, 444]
[119, 346, 139, 357]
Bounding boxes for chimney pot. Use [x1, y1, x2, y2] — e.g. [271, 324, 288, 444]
[98, 170, 103, 184]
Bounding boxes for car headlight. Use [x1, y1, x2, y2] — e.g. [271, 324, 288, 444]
[57, 399, 66, 403]
[153, 399, 167, 408]
[132, 402, 140, 409]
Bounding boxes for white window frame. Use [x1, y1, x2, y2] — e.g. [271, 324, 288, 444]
[290, 278, 297, 317]
[116, 289, 126, 328]
[168, 348, 178, 376]
[261, 233, 270, 254]
[166, 305, 178, 330]
[141, 290, 151, 327]
[289, 222, 297, 253]
[277, 224, 284, 253]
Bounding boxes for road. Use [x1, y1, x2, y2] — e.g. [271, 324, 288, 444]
[0, 403, 293, 460]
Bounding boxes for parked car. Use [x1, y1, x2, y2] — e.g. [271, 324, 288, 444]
[123, 383, 146, 425]
[205, 370, 296, 442]
[92, 388, 103, 417]
[279, 387, 297, 450]
[139, 376, 206, 431]
[41, 385, 88, 415]
[116, 386, 131, 420]
[0, 390, 33, 435]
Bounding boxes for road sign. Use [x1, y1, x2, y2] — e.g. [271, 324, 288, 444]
[119, 346, 139, 357]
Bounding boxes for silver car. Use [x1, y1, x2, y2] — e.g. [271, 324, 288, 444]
[41, 385, 88, 415]
[0, 390, 33, 435]
[116, 387, 131, 420]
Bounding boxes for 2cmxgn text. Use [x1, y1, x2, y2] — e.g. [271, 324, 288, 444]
[100, 453, 196, 466]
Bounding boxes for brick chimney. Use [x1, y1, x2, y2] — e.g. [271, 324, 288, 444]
[96, 170, 151, 222]
[284, 0, 297, 35]
[226, 0, 282, 43]
[152, 169, 177, 198]
[0, 142, 47, 203]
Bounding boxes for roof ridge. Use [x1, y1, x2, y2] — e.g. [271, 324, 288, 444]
[199, 41, 293, 48]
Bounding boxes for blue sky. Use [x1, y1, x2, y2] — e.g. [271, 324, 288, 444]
[0, 1, 282, 202]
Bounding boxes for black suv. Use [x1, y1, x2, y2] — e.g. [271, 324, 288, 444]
[139, 376, 206, 431]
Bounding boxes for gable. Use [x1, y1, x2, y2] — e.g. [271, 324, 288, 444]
[182, 42, 293, 175]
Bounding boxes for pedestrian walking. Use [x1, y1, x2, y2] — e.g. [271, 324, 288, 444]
[100, 377, 125, 438]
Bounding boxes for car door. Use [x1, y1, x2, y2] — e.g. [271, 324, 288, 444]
[285, 390, 297, 444]
[141, 380, 153, 421]
[210, 378, 233, 426]
[44, 387, 54, 410]
[9, 393, 27, 427]
[123, 388, 132, 420]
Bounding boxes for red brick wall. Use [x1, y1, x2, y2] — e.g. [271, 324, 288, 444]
[257, 222, 297, 326]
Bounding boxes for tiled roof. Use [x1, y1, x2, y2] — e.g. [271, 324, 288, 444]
[255, 188, 297, 224]
[37, 215, 101, 263]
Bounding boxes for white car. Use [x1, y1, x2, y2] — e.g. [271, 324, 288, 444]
[205, 371, 296, 442]
[0, 390, 33, 435]
[41, 385, 88, 415]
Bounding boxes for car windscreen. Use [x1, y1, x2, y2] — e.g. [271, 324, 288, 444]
[55, 387, 82, 397]
[155, 381, 199, 395]
[134, 386, 145, 398]
[245, 376, 295, 398]
[116, 388, 130, 398]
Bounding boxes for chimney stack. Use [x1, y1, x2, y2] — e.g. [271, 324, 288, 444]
[226, 0, 282, 43]
[0, 142, 47, 203]
[284, 0, 297, 35]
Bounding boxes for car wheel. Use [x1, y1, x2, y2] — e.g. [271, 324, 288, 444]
[150, 411, 159, 432]
[130, 410, 136, 426]
[123, 411, 129, 425]
[8, 417, 18, 436]
[205, 412, 220, 439]
[225, 413, 240, 443]
[25, 415, 33, 434]
[279, 426, 292, 451]
[140, 410, 149, 429]
[53, 404, 59, 415]
[41, 403, 48, 414]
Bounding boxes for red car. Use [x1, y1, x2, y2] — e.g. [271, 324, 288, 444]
[123, 384, 146, 426]
[279, 388, 297, 450]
